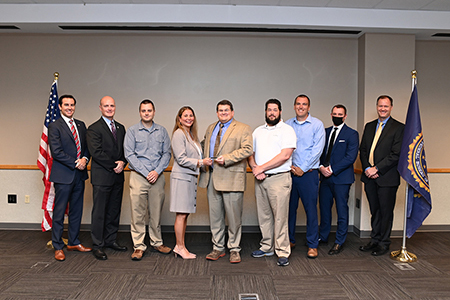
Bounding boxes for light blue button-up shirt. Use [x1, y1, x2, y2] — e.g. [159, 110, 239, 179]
[285, 114, 325, 172]
[124, 121, 171, 177]
[209, 118, 233, 158]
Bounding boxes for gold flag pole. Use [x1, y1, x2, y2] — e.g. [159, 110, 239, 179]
[390, 70, 418, 263]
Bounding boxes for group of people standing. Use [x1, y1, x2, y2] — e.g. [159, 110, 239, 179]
[47, 93, 404, 268]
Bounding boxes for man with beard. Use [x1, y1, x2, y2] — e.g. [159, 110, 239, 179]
[318, 104, 359, 255]
[248, 99, 296, 267]
[286, 94, 325, 259]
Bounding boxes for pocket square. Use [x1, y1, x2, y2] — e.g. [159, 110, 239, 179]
[339, 140, 345, 142]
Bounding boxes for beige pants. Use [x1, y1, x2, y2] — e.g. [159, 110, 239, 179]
[129, 171, 165, 251]
[207, 172, 244, 252]
[255, 172, 291, 258]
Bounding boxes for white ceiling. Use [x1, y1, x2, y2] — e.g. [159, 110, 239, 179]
[1, 0, 450, 39]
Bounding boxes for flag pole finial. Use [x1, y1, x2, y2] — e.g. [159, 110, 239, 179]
[53, 72, 59, 80]
[411, 70, 417, 79]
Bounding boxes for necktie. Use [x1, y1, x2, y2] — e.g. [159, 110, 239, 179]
[369, 123, 383, 166]
[324, 127, 338, 167]
[213, 123, 224, 157]
[111, 120, 117, 142]
[69, 119, 81, 159]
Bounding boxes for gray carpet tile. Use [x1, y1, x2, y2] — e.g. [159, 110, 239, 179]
[153, 254, 211, 276]
[394, 276, 450, 299]
[0, 274, 85, 299]
[337, 273, 411, 299]
[138, 275, 211, 300]
[212, 274, 277, 300]
[268, 255, 330, 276]
[273, 275, 349, 300]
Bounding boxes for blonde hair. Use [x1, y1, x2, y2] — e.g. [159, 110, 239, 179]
[172, 106, 200, 144]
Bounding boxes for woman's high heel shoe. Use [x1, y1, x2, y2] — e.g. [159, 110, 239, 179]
[173, 246, 196, 259]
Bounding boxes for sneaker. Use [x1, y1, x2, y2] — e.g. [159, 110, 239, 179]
[206, 250, 225, 261]
[277, 257, 289, 266]
[229, 251, 241, 264]
[251, 249, 274, 258]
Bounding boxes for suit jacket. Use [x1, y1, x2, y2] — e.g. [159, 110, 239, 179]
[320, 123, 359, 185]
[86, 117, 127, 186]
[171, 128, 202, 178]
[199, 119, 253, 192]
[360, 117, 404, 187]
[48, 117, 90, 184]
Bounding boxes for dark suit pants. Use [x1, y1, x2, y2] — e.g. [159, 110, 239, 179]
[318, 181, 351, 245]
[91, 183, 124, 249]
[52, 171, 85, 250]
[364, 180, 398, 246]
[288, 170, 319, 248]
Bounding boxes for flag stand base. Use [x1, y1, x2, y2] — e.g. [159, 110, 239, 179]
[390, 247, 417, 263]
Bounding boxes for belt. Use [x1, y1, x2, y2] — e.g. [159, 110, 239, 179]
[265, 171, 289, 177]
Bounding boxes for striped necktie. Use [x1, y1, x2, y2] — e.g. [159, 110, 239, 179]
[111, 120, 117, 142]
[69, 119, 81, 159]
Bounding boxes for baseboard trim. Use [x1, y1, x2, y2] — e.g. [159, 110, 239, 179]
[1, 223, 449, 237]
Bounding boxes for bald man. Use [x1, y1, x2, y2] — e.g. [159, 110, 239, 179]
[87, 96, 128, 260]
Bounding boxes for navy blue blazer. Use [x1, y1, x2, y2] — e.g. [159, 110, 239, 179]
[320, 123, 359, 185]
[48, 117, 90, 184]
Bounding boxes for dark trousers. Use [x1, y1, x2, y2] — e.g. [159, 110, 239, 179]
[52, 171, 85, 250]
[364, 180, 399, 246]
[288, 170, 319, 248]
[91, 182, 124, 249]
[318, 180, 351, 245]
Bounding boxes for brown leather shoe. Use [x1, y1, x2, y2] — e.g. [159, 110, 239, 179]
[67, 244, 92, 252]
[131, 249, 145, 261]
[153, 244, 172, 254]
[55, 250, 65, 261]
[229, 251, 241, 264]
[206, 249, 226, 261]
[307, 248, 318, 259]
[290, 242, 296, 249]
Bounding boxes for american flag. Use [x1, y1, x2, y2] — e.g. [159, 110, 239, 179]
[37, 77, 60, 232]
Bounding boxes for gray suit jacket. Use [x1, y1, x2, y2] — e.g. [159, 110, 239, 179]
[171, 128, 202, 178]
[199, 119, 253, 192]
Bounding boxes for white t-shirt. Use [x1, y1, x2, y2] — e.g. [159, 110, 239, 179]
[252, 120, 297, 174]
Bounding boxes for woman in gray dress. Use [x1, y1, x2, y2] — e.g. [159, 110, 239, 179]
[170, 106, 212, 259]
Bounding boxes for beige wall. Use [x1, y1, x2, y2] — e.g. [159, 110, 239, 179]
[0, 33, 448, 232]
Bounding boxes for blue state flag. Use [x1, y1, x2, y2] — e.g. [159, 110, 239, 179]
[397, 84, 431, 238]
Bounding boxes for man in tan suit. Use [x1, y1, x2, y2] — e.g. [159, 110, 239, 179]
[199, 100, 253, 264]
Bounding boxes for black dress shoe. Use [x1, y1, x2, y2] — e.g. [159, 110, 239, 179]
[359, 241, 378, 252]
[328, 243, 343, 255]
[371, 245, 389, 256]
[107, 242, 128, 252]
[93, 249, 107, 260]
[318, 239, 328, 245]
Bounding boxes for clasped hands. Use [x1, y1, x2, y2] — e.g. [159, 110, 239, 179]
[75, 157, 88, 170]
[365, 166, 379, 179]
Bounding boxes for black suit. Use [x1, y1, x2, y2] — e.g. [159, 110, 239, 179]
[48, 117, 90, 250]
[87, 117, 127, 250]
[360, 117, 404, 246]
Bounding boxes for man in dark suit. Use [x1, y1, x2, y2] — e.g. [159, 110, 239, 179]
[318, 104, 359, 255]
[359, 95, 404, 256]
[48, 95, 92, 261]
[87, 96, 127, 260]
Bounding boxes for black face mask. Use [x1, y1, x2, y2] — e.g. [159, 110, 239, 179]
[332, 116, 344, 126]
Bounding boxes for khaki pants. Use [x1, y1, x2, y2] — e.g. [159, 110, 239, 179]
[129, 171, 165, 251]
[207, 172, 244, 252]
[255, 172, 291, 258]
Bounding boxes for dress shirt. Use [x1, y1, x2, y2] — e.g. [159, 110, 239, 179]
[286, 114, 325, 172]
[209, 118, 233, 158]
[321, 122, 344, 172]
[124, 121, 171, 177]
[101, 116, 114, 132]
[60, 114, 89, 162]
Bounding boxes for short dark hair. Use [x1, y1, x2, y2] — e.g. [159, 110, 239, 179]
[139, 99, 155, 111]
[59, 94, 76, 105]
[377, 95, 393, 105]
[216, 99, 234, 112]
[265, 99, 282, 111]
[294, 94, 310, 106]
[332, 104, 347, 115]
